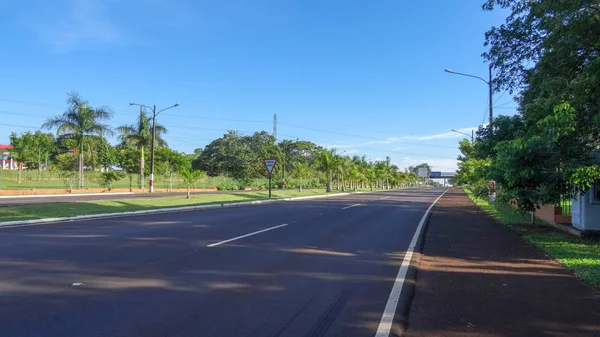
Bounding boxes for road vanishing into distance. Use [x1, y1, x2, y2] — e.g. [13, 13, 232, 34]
[0, 188, 445, 337]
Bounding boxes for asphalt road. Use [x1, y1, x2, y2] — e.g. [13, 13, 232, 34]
[0, 190, 251, 206]
[0, 188, 445, 337]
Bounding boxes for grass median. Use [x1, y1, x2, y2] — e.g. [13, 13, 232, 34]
[465, 189, 600, 288]
[0, 188, 378, 223]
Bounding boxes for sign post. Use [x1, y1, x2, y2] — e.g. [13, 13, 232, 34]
[264, 159, 277, 199]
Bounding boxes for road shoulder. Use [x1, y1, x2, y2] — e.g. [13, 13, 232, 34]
[406, 189, 600, 337]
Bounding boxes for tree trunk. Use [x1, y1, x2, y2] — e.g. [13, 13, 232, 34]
[140, 147, 145, 190]
[299, 178, 302, 192]
[326, 171, 332, 192]
[78, 143, 84, 189]
[341, 173, 346, 192]
[187, 186, 191, 199]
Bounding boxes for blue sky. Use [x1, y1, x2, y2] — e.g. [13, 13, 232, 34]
[0, 0, 515, 171]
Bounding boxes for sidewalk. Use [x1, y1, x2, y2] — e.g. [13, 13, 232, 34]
[406, 189, 600, 337]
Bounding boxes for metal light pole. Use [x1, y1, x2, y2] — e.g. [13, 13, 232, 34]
[129, 102, 179, 193]
[445, 65, 493, 127]
[450, 129, 474, 143]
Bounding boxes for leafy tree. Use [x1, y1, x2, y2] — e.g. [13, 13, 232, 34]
[83, 136, 117, 171]
[155, 148, 192, 192]
[179, 168, 206, 199]
[9, 131, 56, 180]
[118, 109, 167, 190]
[115, 145, 141, 192]
[195, 131, 281, 187]
[278, 139, 319, 186]
[481, 0, 600, 210]
[53, 153, 78, 172]
[42, 92, 113, 188]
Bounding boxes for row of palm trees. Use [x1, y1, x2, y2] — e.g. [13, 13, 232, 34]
[305, 148, 420, 193]
[41, 93, 422, 193]
[42, 92, 167, 189]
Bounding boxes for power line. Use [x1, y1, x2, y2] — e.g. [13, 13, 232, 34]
[1, 105, 460, 150]
[0, 102, 462, 159]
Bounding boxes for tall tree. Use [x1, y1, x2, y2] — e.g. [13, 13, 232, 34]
[480, 0, 600, 209]
[9, 131, 56, 179]
[118, 108, 168, 190]
[42, 92, 113, 188]
[316, 148, 337, 192]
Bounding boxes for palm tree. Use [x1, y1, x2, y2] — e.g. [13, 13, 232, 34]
[348, 162, 362, 191]
[316, 148, 337, 192]
[293, 162, 311, 192]
[42, 92, 113, 189]
[338, 156, 352, 191]
[365, 164, 377, 191]
[384, 156, 391, 189]
[118, 108, 167, 190]
[179, 168, 206, 199]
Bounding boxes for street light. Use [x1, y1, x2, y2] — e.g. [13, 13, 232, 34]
[445, 66, 493, 127]
[451, 129, 474, 143]
[129, 102, 180, 193]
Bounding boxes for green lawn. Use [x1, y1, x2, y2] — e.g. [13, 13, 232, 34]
[0, 188, 376, 223]
[464, 189, 600, 288]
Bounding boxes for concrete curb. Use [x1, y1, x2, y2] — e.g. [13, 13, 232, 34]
[0, 192, 134, 199]
[0, 191, 358, 227]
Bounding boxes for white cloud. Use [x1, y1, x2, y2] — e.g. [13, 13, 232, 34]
[367, 137, 399, 145]
[320, 143, 358, 149]
[403, 126, 478, 141]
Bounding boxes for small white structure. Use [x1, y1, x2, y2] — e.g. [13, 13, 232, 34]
[571, 184, 600, 233]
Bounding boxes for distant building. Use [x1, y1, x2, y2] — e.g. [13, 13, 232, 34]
[0, 144, 19, 170]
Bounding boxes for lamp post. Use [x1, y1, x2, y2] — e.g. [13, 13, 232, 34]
[451, 129, 474, 143]
[129, 102, 179, 193]
[445, 65, 493, 127]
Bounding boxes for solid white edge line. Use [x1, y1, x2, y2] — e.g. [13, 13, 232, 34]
[207, 223, 289, 247]
[341, 204, 361, 210]
[374, 189, 449, 337]
[380, 196, 391, 200]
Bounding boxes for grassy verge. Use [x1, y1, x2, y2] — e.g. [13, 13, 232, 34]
[0, 188, 377, 223]
[464, 189, 600, 287]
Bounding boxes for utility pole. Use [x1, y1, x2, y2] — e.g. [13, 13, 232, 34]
[129, 102, 179, 193]
[273, 113, 277, 140]
[149, 105, 157, 193]
[37, 145, 41, 180]
[488, 65, 493, 128]
[139, 105, 144, 191]
[445, 65, 494, 130]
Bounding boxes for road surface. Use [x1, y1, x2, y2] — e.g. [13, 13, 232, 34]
[0, 188, 444, 337]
